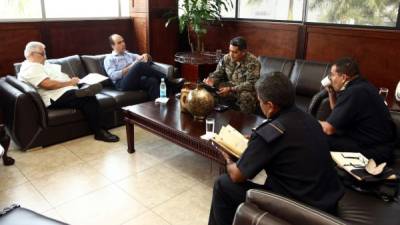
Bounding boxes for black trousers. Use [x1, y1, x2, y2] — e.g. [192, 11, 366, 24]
[327, 135, 394, 164]
[115, 62, 167, 100]
[209, 174, 264, 225]
[49, 90, 101, 133]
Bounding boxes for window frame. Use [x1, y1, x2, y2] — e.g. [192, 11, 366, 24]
[0, 0, 130, 22]
[221, 0, 400, 30]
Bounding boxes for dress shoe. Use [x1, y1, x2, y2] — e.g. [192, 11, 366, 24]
[75, 83, 102, 98]
[94, 129, 119, 142]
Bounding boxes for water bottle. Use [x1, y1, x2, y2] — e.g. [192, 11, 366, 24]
[160, 78, 167, 98]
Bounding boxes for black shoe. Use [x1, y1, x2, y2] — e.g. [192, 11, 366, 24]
[94, 129, 119, 142]
[75, 83, 102, 98]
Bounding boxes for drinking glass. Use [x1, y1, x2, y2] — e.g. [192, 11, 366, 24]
[205, 117, 215, 135]
[379, 87, 389, 105]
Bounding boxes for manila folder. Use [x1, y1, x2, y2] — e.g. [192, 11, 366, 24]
[212, 125, 248, 158]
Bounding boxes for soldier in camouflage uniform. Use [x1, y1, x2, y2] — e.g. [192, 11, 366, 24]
[204, 37, 260, 114]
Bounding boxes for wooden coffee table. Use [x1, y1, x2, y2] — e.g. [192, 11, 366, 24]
[123, 98, 264, 165]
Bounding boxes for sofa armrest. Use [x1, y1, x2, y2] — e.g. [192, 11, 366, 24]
[152, 62, 174, 80]
[233, 202, 291, 225]
[246, 189, 347, 225]
[0, 76, 46, 149]
[308, 89, 332, 120]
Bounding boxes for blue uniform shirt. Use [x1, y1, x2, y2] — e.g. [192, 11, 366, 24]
[327, 77, 395, 146]
[237, 106, 344, 212]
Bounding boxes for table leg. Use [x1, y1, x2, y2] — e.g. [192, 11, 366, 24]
[125, 121, 135, 154]
[1, 131, 14, 166]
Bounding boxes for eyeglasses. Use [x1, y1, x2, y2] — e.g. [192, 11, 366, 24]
[32, 51, 46, 57]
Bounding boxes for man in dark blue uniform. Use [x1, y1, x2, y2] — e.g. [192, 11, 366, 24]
[319, 57, 396, 164]
[208, 72, 344, 225]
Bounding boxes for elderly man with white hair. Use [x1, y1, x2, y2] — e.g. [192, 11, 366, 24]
[18, 41, 119, 142]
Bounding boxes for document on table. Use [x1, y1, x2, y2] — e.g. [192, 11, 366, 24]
[78, 73, 109, 85]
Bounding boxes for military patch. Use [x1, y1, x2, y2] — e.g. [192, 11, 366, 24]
[255, 120, 285, 143]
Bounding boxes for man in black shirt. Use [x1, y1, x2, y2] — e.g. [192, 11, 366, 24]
[319, 57, 396, 163]
[208, 72, 344, 225]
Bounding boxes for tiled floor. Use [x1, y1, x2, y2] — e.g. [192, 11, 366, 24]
[0, 126, 221, 225]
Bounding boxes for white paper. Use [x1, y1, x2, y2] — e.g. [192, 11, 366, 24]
[201, 132, 215, 141]
[0, 144, 4, 157]
[155, 97, 169, 104]
[78, 73, 108, 85]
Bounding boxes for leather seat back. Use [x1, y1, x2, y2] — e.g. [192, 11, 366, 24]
[14, 55, 86, 78]
[80, 54, 107, 75]
[290, 60, 331, 98]
[258, 56, 294, 78]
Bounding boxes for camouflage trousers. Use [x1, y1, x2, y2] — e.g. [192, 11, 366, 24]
[218, 91, 258, 114]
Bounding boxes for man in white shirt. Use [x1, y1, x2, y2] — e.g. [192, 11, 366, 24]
[18, 41, 119, 142]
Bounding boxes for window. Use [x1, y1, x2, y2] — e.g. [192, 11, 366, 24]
[0, 0, 42, 20]
[221, 0, 236, 18]
[307, 0, 400, 27]
[0, 0, 129, 20]
[44, 0, 120, 18]
[238, 0, 304, 21]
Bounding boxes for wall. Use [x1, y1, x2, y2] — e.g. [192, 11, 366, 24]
[196, 21, 400, 106]
[0, 19, 134, 76]
[204, 21, 302, 59]
[305, 25, 400, 103]
[131, 0, 179, 64]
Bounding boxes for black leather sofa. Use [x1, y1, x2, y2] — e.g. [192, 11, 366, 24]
[0, 54, 174, 150]
[258, 56, 331, 112]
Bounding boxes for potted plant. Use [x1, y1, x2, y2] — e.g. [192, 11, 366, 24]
[165, 0, 233, 52]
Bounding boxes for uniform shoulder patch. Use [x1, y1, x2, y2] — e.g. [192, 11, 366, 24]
[255, 120, 285, 143]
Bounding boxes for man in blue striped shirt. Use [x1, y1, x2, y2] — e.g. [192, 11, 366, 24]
[104, 34, 167, 100]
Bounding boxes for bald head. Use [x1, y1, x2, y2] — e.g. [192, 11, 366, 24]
[108, 34, 126, 54]
[108, 34, 121, 45]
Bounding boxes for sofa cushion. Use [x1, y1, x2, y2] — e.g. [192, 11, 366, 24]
[96, 92, 116, 111]
[290, 60, 331, 98]
[258, 56, 294, 78]
[100, 87, 148, 107]
[338, 188, 400, 225]
[295, 95, 311, 112]
[80, 54, 107, 75]
[47, 108, 84, 127]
